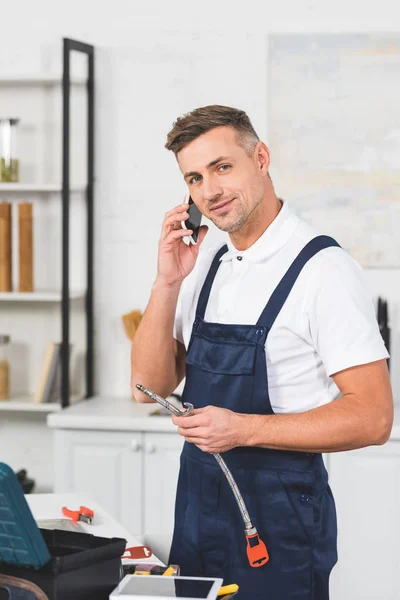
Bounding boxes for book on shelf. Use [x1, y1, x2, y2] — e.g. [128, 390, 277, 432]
[33, 343, 57, 403]
[34, 342, 73, 404]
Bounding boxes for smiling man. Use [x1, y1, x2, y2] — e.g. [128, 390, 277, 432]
[131, 105, 393, 599]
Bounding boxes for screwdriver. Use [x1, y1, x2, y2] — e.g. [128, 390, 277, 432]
[217, 583, 239, 596]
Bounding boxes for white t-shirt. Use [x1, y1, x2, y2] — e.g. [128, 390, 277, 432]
[173, 201, 389, 414]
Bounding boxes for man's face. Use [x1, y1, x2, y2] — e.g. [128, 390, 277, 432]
[178, 126, 266, 233]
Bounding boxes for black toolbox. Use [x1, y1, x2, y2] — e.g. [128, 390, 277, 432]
[1, 528, 126, 600]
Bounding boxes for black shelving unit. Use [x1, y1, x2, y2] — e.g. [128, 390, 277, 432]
[61, 38, 95, 408]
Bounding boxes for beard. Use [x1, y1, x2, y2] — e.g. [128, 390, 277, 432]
[209, 194, 262, 233]
[212, 209, 248, 233]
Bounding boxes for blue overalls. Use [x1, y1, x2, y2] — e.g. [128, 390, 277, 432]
[169, 236, 339, 600]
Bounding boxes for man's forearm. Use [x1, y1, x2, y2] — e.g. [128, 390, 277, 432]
[238, 394, 393, 453]
[131, 279, 182, 400]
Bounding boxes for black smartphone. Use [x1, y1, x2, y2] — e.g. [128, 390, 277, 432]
[182, 196, 202, 244]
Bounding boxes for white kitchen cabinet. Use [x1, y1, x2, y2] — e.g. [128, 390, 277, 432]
[143, 432, 184, 536]
[49, 397, 400, 595]
[53, 428, 144, 536]
[52, 416, 184, 539]
[328, 441, 400, 600]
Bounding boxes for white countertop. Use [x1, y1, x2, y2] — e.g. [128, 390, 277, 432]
[27, 493, 163, 566]
[47, 396, 178, 432]
[47, 395, 400, 442]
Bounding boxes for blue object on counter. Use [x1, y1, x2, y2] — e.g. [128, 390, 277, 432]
[0, 463, 51, 569]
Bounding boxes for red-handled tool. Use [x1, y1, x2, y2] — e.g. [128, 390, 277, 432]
[62, 505, 94, 524]
[122, 545, 153, 560]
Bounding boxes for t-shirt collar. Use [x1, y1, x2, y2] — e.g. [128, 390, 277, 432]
[220, 200, 299, 263]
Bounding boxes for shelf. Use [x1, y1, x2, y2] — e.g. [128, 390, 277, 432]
[0, 75, 87, 86]
[0, 291, 85, 302]
[0, 397, 61, 412]
[0, 395, 82, 413]
[0, 183, 86, 193]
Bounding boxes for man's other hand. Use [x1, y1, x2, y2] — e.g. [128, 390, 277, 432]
[172, 405, 245, 453]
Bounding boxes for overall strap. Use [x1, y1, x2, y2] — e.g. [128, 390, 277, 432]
[257, 235, 340, 331]
[196, 244, 228, 319]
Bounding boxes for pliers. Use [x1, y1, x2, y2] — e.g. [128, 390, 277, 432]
[62, 505, 94, 524]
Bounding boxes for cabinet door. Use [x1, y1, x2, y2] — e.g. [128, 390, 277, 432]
[328, 442, 400, 600]
[143, 432, 184, 536]
[53, 429, 143, 536]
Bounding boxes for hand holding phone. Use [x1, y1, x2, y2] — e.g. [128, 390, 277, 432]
[155, 198, 207, 287]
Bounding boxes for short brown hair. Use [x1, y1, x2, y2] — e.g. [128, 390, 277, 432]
[165, 105, 259, 156]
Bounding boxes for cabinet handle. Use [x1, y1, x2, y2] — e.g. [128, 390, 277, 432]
[131, 439, 141, 452]
[146, 443, 156, 454]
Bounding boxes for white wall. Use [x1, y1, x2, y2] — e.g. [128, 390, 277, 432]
[1, 0, 399, 488]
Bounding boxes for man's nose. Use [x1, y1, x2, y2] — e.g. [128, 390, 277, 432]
[202, 178, 223, 202]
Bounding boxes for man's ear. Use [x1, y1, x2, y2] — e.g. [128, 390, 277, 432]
[255, 141, 270, 176]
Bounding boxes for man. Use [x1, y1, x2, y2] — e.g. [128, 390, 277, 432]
[131, 105, 393, 599]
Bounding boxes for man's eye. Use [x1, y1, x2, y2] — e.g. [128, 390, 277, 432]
[189, 165, 230, 184]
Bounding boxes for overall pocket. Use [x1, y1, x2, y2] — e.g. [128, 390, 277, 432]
[251, 467, 316, 552]
[186, 334, 257, 375]
[276, 471, 315, 546]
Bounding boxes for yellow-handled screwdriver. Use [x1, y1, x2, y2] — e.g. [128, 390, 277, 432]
[217, 583, 239, 597]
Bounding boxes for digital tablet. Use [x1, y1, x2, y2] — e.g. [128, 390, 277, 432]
[109, 574, 223, 600]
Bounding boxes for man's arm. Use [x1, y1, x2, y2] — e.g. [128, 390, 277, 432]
[172, 359, 393, 453]
[131, 280, 186, 401]
[131, 201, 208, 403]
[242, 358, 393, 452]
